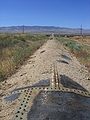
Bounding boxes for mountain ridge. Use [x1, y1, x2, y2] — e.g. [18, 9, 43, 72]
[0, 26, 90, 35]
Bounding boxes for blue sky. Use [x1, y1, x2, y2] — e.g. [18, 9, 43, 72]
[0, 0, 90, 28]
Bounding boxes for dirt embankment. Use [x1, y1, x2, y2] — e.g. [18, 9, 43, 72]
[0, 39, 90, 120]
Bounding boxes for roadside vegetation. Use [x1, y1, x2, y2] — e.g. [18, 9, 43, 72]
[56, 35, 90, 72]
[0, 33, 49, 81]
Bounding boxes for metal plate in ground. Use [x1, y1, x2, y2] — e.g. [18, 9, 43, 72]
[27, 91, 90, 120]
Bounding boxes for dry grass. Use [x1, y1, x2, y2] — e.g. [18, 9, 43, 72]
[0, 33, 49, 81]
[56, 36, 90, 72]
[71, 36, 90, 72]
[69, 36, 90, 46]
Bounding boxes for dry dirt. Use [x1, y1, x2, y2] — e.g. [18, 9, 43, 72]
[0, 38, 90, 120]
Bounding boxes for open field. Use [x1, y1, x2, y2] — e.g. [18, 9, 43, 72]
[69, 35, 90, 45]
[56, 35, 90, 73]
[0, 33, 49, 82]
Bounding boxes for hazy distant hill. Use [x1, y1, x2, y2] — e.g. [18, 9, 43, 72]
[0, 26, 90, 35]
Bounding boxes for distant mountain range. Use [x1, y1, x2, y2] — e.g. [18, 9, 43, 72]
[0, 26, 90, 35]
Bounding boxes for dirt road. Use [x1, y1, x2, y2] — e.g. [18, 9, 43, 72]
[0, 38, 90, 120]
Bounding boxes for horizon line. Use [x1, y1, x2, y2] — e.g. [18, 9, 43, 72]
[0, 25, 90, 30]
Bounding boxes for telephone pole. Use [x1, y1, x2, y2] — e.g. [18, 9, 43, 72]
[80, 24, 83, 40]
[80, 24, 83, 36]
[22, 25, 25, 34]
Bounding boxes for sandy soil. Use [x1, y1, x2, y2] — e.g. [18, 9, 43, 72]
[0, 38, 90, 120]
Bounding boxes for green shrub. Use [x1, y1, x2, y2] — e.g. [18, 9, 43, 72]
[57, 37, 82, 52]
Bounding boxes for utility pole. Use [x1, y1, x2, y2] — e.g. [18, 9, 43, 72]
[80, 24, 83, 36]
[22, 25, 25, 34]
[80, 24, 83, 40]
